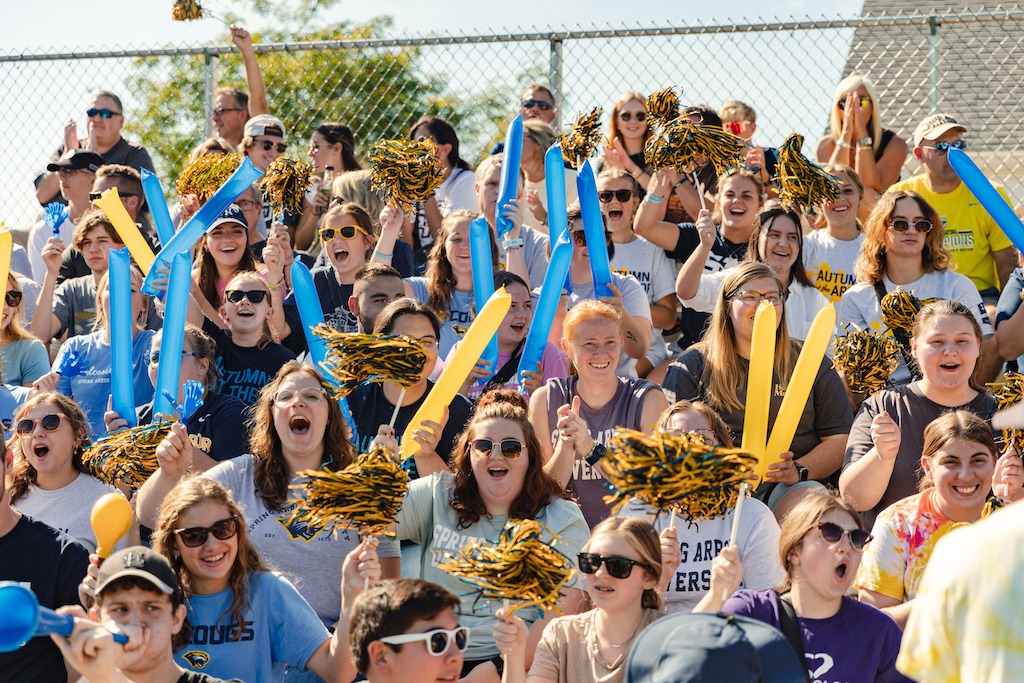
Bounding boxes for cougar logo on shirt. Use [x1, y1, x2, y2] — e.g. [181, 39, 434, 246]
[451, 324, 469, 338]
[277, 514, 323, 542]
[182, 650, 210, 668]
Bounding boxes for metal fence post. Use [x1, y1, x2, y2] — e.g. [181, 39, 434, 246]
[204, 52, 219, 138]
[928, 15, 941, 113]
[549, 37, 563, 129]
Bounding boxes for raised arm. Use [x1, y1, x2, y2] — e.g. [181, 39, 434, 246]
[231, 26, 268, 116]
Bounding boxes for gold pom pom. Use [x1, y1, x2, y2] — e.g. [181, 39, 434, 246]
[645, 87, 681, 128]
[176, 153, 242, 204]
[989, 372, 1024, 451]
[313, 326, 428, 398]
[367, 138, 445, 211]
[644, 119, 747, 176]
[558, 107, 603, 169]
[832, 326, 900, 395]
[258, 156, 313, 215]
[82, 421, 173, 495]
[172, 0, 204, 20]
[773, 133, 841, 209]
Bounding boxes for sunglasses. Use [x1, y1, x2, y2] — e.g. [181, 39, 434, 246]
[577, 553, 648, 579]
[815, 521, 872, 551]
[225, 289, 268, 304]
[15, 413, 65, 436]
[921, 139, 967, 154]
[470, 438, 524, 460]
[88, 191, 136, 202]
[257, 140, 288, 153]
[570, 230, 588, 247]
[212, 107, 244, 117]
[415, 134, 436, 144]
[618, 111, 647, 122]
[521, 99, 553, 111]
[837, 96, 871, 110]
[173, 516, 239, 548]
[5, 290, 23, 307]
[598, 189, 634, 203]
[320, 224, 369, 242]
[379, 626, 471, 657]
[149, 349, 200, 366]
[273, 388, 326, 405]
[887, 219, 933, 234]
[86, 108, 121, 119]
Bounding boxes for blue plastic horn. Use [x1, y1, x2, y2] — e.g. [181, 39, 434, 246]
[0, 582, 128, 652]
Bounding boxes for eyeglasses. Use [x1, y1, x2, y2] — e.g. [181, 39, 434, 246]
[598, 189, 634, 203]
[225, 289, 268, 304]
[837, 96, 871, 110]
[731, 290, 785, 306]
[887, 219, 933, 234]
[173, 516, 239, 548]
[273, 387, 326, 405]
[379, 626, 471, 657]
[470, 438, 524, 460]
[212, 107, 244, 117]
[521, 99, 553, 112]
[15, 413, 65, 436]
[921, 139, 968, 154]
[256, 140, 288, 154]
[5, 290, 23, 307]
[815, 521, 872, 551]
[86, 108, 121, 119]
[320, 225, 369, 242]
[88, 191, 136, 202]
[618, 111, 647, 122]
[577, 553, 648, 579]
[149, 350, 200, 366]
[235, 199, 261, 211]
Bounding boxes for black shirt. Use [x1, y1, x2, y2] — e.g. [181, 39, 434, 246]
[202, 320, 295, 405]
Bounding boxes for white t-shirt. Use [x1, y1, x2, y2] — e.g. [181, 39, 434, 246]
[612, 236, 678, 366]
[14, 473, 121, 552]
[27, 217, 77, 283]
[803, 229, 866, 303]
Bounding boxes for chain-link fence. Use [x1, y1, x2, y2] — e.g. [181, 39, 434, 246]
[3, 7, 1024, 231]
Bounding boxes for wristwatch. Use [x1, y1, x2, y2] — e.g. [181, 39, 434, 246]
[857, 136, 873, 148]
[585, 442, 607, 466]
[796, 464, 810, 482]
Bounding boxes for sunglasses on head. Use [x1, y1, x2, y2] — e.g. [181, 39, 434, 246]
[598, 189, 634, 203]
[887, 219, 932, 234]
[379, 626, 471, 656]
[521, 99, 552, 111]
[87, 108, 120, 119]
[470, 438, 523, 460]
[5, 290, 23, 307]
[320, 224, 369, 242]
[173, 516, 239, 548]
[225, 289, 267, 304]
[922, 139, 967, 154]
[257, 140, 288, 153]
[815, 521, 872, 551]
[837, 96, 871, 110]
[618, 111, 646, 122]
[15, 413, 64, 436]
[577, 552, 648, 579]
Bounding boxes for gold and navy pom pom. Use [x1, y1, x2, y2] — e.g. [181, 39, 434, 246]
[773, 133, 841, 209]
[558, 107, 603, 169]
[367, 138, 444, 210]
[176, 153, 242, 203]
[258, 156, 313, 215]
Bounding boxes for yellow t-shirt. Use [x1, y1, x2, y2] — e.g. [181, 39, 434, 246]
[890, 174, 1014, 291]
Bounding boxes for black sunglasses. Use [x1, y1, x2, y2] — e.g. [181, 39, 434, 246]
[5, 290, 23, 307]
[86, 108, 121, 119]
[225, 289, 268, 304]
[15, 413, 64, 436]
[257, 140, 288, 153]
[618, 111, 647, 122]
[173, 516, 239, 548]
[815, 522, 872, 551]
[89, 191, 136, 202]
[598, 189, 634, 203]
[522, 99, 552, 111]
[577, 553, 648, 579]
[470, 438, 523, 460]
[888, 219, 933, 234]
[837, 96, 871, 110]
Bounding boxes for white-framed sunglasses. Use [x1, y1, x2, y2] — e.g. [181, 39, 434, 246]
[378, 626, 470, 656]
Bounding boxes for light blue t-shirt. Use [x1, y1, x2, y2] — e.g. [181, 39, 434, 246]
[176, 571, 330, 683]
[53, 329, 155, 438]
[406, 277, 475, 358]
[0, 338, 50, 386]
[0, 383, 31, 438]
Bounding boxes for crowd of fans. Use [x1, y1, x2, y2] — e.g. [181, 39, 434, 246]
[3, 25, 1024, 683]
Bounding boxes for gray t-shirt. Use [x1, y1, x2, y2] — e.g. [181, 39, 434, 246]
[13, 473, 121, 553]
[53, 275, 97, 339]
[204, 454, 400, 626]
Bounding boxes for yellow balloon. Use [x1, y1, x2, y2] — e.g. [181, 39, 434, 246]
[743, 301, 776, 484]
[399, 286, 512, 460]
[0, 228, 11, 316]
[762, 304, 836, 482]
[93, 188, 155, 276]
[90, 493, 134, 559]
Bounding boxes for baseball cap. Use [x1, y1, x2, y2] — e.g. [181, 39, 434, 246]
[207, 204, 249, 233]
[244, 114, 286, 139]
[625, 612, 807, 683]
[47, 149, 105, 173]
[913, 114, 967, 148]
[96, 547, 179, 597]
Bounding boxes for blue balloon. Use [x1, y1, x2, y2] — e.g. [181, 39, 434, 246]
[576, 161, 613, 298]
[518, 230, 573, 382]
[290, 260, 359, 444]
[153, 252, 191, 417]
[0, 582, 128, 652]
[140, 168, 176, 247]
[545, 143, 569, 243]
[108, 248, 137, 427]
[496, 116, 523, 238]
[948, 147, 1024, 254]
[143, 157, 262, 296]
[470, 217, 497, 384]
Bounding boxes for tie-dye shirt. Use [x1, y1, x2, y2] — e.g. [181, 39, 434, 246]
[855, 488, 965, 602]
